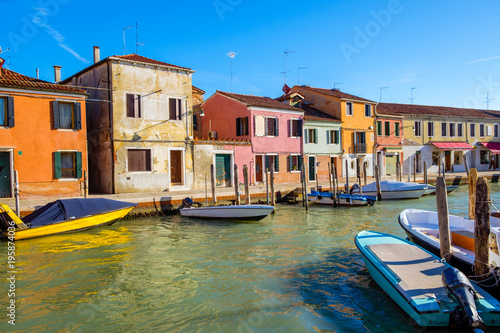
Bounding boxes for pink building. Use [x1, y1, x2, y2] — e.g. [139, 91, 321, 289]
[201, 91, 304, 184]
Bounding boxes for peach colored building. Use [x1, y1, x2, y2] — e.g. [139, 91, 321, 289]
[0, 59, 87, 198]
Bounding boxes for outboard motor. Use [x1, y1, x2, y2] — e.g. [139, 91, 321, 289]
[441, 267, 487, 331]
[350, 183, 359, 194]
[177, 197, 193, 210]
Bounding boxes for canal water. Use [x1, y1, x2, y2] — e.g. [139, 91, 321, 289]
[2, 184, 500, 333]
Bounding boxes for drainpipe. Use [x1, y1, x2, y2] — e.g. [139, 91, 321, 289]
[107, 61, 115, 194]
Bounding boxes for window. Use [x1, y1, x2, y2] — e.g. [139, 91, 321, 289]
[377, 121, 382, 136]
[365, 104, 372, 117]
[480, 150, 490, 164]
[0, 96, 14, 127]
[169, 98, 182, 120]
[266, 155, 279, 172]
[54, 151, 82, 179]
[449, 123, 455, 137]
[128, 149, 152, 172]
[193, 115, 198, 131]
[384, 121, 390, 136]
[432, 151, 440, 166]
[290, 119, 302, 137]
[480, 124, 485, 137]
[457, 123, 463, 137]
[427, 122, 434, 137]
[441, 122, 447, 137]
[470, 123, 476, 137]
[495, 124, 499, 138]
[395, 122, 400, 137]
[487, 125, 492, 136]
[236, 117, 249, 136]
[454, 151, 463, 165]
[53, 101, 81, 130]
[126, 94, 141, 118]
[305, 128, 318, 143]
[266, 117, 279, 136]
[288, 155, 302, 172]
[327, 130, 340, 144]
[414, 121, 421, 137]
[346, 102, 353, 116]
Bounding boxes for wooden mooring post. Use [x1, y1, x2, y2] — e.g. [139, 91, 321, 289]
[357, 159, 363, 194]
[301, 161, 309, 211]
[375, 165, 382, 201]
[234, 164, 240, 205]
[210, 164, 217, 206]
[436, 176, 451, 261]
[413, 156, 416, 183]
[464, 155, 469, 177]
[14, 171, 19, 216]
[270, 163, 275, 208]
[469, 168, 478, 220]
[363, 161, 368, 186]
[83, 170, 88, 199]
[396, 161, 401, 182]
[345, 159, 350, 193]
[243, 165, 250, 205]
[265, 166, 269, 205]
[333, 164, 339, 206]
[423, 161, 428, 185]
[475, 177, 491, 278]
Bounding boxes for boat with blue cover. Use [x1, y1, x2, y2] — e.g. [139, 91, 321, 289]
[355, 230, 500, 331]
[307, 190, 376, 206]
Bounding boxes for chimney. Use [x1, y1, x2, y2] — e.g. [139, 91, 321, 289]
[0, 57, 4, 77]
[53, 65, 61, 83]
[36, 68, 39, 80]
[93, 46, 100, 64]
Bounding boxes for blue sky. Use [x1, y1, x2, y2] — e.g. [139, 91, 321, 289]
[3, 0, 500, 110]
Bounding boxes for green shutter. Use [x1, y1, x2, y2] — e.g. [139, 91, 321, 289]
[54, 152, 61, 179]
[275, 155, 279, 172]
[298, 155, 303, 170]
[334, 130, 339, 144]
[53, 101, 60, 129]
[275, 119, 279, 136]
[76, 152, 82, 178]
[395, 123, 400, 137]
[304, 128, 308, 143]
[289, 155, 292, 171]
[7, 97, 14, 127]
[377, 121, 382, 136]
[75, 102, 82, 130]
[326, 130, 330, 144]
[314, 129, 318, 143]
[298, 119, 303, 137]
[265, 155, 269, 170]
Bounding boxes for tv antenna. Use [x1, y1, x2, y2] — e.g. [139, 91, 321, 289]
[379, 86, 389, 102]
[123, 25, 133, 55]
[281, 50, 294, 85]
[227, 51, 237, 93]
[135, 23, 146, 55]
[333, 82, 343, 89]
[410, 87, 417, 104]
[0, 46, 9, 55]
[485, 91, 496, 110]
[297, 67, 308, 85]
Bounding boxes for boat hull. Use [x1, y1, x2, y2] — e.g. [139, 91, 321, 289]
[307, 191, 376, 206]
[359, 189, 426, 200]
[179, 205, 274, 221]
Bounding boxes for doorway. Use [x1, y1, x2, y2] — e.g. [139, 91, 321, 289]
[255, 155, 263, 182]
[0, 152, 11, 197]
[215, 153, 231, 187]
[308, 156, 316, 181]
[445, 151, 452, 172]
[170, 150, 183, 186]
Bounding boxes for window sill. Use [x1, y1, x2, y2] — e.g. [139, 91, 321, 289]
[57, 178, 80, 181]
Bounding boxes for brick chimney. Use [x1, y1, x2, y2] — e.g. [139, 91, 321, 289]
[93, 46, 100, 64]
[53, 65, 61, 83]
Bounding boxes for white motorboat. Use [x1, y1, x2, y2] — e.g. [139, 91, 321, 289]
[422, 184, 459, 196]
[179, 202, 274, 221]
[307, 191, 376, 206]
[352, 180, 427, 200]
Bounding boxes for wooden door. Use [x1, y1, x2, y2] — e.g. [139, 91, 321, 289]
[445, 151, 452, 172]
[386, 155, 397, 175]
[0, 152, 11, 197]
[255, 155, 263, 182]
[308, 156, 316, 181]
[170, 150, 183, 185]
[215, 154, 231, 187]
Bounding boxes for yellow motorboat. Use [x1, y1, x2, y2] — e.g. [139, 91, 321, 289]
[0, 198, 137, 240]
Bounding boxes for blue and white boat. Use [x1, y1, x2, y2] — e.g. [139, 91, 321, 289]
[307, 191, 376, 206]
[352, 180, 427, 199]
[355, 230, 500, 330]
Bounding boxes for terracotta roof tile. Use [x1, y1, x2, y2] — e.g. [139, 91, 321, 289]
[301, 104, 341, 122]
[292, 85, 375, 103]
[0, 68, 86, 94]
[377, 103, 500, 119]
[112, 54, 192, 71]
[217, 91, 303, 112]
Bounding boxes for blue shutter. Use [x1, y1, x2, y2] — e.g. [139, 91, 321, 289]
[289, 155, 292, 171]
[298, 155, 303, 170]
[314, 129, 318, 143]
[298, 119, 303, 136]
[335, 130, 339, 144]
[326, 130, 330, 144]
[265, 155, 269, 170]
[304, 128, 308, 143]
[53, 101, 60, 129]
[7, 97, 14, 127]
[275, 155, 279, 172]
[76, 152, 82, 178]
[54, 152, 61, 179]
[75, 102, 82, 130]
[275, 118, 279, 136]
[265, 117, 268, 136]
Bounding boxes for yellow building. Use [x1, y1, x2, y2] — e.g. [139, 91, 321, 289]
[378, 103, 500, 174]
[290, 86, 377, 177]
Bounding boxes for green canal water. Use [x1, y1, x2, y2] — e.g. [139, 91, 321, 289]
[3, 184, 500, 333]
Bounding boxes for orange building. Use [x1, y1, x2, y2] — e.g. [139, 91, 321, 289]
[0, 59, 87, 198]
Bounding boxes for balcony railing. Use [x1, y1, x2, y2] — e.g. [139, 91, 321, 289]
[354, 144, 367, 154]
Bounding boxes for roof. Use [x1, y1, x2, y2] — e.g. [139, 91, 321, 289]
[377, 103, 500, 120]
[192, 85, 205, 94]
[301, 103, 341, 122]
[217, 91, 303, 112]
[0, 68, 86, 94]
[292, 85, 375, 103]
[480, 142, 500, 153]
[60, 54, 194, 84]
[432, 142, 474, 151]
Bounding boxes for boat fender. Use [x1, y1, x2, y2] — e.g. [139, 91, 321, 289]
[441, 267, 486, 331]
[178, 197, 194, 210]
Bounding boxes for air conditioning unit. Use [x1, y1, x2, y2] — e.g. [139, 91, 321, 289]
[208, 131, 217, 139]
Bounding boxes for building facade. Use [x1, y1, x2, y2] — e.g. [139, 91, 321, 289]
[374, 113, 403, 176]
[0, 59, 88, 198]
[62, 50, 195, 193]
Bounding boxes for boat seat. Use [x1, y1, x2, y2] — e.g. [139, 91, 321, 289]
[367, 243, 450, 301]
